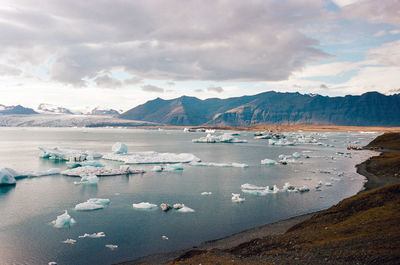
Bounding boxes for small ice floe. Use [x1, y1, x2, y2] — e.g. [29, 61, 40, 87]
[268, 139, 295, 146]
[297, 186, 310, 193]
[205, 129, 215, 133]
[26, 168, 62, 177]
[325, 182, 333, 186]
[152, 164, 184, 172]
[192, 133, 247, 143]
[261, 159, 277, 165]
[74, 175, 99, 185]
[152, 166, 163, 172]
[67, 160, 104, 169]
[190, 161, 248, 168]
[201, 192, 212, 196]
[62, 166, 141, 177]
[39, 147, 102, 161]
[160, 203, 172, 212]
[48, 262, 57, 265]
[112, 142, 128, 154]
[232, 193, 245, 203]
[177, 206, 195, 212]
[183, 128, 189, 132]
[162, 235, 169, 240]
[0, 168, 17, 185]
[132, 202, 158, 210]
[292, 152, 301, 159]
[242, 182, 306, 195]
[105, 244, 118, 250]
[62, 239, 76, 244]
[173, 203, 184, 209]
[1, 167, 62, 185]
[119, 165, 146, 174]
[79, 232, 106, 239]
[52, 210, 76, 228]
[75, 198, 110, 211]
[103, 151, 200, 164]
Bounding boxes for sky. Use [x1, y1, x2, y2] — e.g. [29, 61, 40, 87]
[0, 0, 399, 111]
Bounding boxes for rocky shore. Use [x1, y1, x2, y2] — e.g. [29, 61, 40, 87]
[119, 133, 400, 265]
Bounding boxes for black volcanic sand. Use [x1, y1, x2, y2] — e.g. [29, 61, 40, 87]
[119, 133, 400, 265]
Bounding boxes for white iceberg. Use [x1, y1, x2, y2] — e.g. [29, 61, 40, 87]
[103, 151, 200, 164]
[325, 182, 333, 186]
[67, 160, 104, 169]
[62, 166, 141, 177]
[105, 244, 118, 250]
[75, 198, 110, 211]
[52, 210, 76, 228]
[173, 203, 184, 209]
[62, 239, 76, 244]
[177, 206, 195, 212]
[241, 183, 268, 190]
[162, 235, 169, 240]
[28, 168, 61, 177]
[132, 202, 158, 210]
[292, 152, 301, 159]
[190, 161, 248, 168]
[39, 147, 102, 162]
[232, 193, 245, 203]
[164, 163, 184, 171]
[112, 142, 128, 154]
[79, 232, 106, 239]
[119, 165, 146, 174]
[152, 165, 163, 172]
[201, 191, 212, 195]
[74, 175, 99, 185]
[192, 133, 247, 143]
[0, 168, 17, 185]
[261, 159, 277, 165]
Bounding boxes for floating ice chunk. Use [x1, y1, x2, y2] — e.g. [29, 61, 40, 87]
[296, 186, 310, 193]
[232, 193, 245, 202]
[190, 161, 248, 168]
[112, 142, 128, 154]
[282, 182, 296, 191]
[173, 203, 184, 209]
[62, 166, 136, 177]
[160, 203, 172, 212]
[75, 198, 110, 211]
[67, 160, 104, 169]
[0, 168, 17, 185]
[292, 152, 301, 159]
[29, 168, 61, 177]
[119, 165, 146, 174]
[325, 182, 333, 186]
[52, 210, 76, 228]
[192, 133, 247, 143]
[162, 235, 169, 240]
[241, 183, 268, 190]
[177, 206, 195, 212]
[201, 192, 212, 195]
[48, 262, 57, 265]
[183, 128, 189, 132]
[261, 159, 277, 165]
[62, 239, 76, 244]
[105, 244, 118, 250]
[152, 166, 163, 172]
[81, 175, 99, 184]
[242, 189, 271, 196]
[39, 147, 101, 162]
[79, 232, 106, 239]
[164, 163, 184, 171]
[205, 129, 215, 133]
[132, 202, 158, 210]
[103, 151, 200, 164]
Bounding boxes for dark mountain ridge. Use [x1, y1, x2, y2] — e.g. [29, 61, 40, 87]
[119, 91, 400, 126]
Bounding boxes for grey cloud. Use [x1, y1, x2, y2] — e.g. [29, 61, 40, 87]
[320, 84, 328, 89]
[195, 89, 204, 93]
[142, 84, 164, 93]
[0, 0, 330, 85]
[94, 75, 122, 89]
[207, 86, 224, 93]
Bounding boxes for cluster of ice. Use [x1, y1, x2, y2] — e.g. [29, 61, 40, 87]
[268, 139, 295, 146]
[74, 175, 99, 185]
[105, 244, 118, 250]
[260, 159, 277, 165]
[79, 232, 106, 239]
[152, 163, 184, 172]
[112, 142, 128, 154]
[201, 192, 212, 195]
[177, 206, 195, 212]
[0, 168, 17, 185]
[103, 151, 200, 164]
[75, 198, 110, 211]
[278, 152, 303, 164]
[39, 147, 102, 162]
[62, 166, 144, 177]
[62, 239, 76, 244]
[52, 210, 76, 228]
[0, 167, 62, 185]
[190, 161, 248, 168]
[67, 160, 104, 169]
[192, 133, 247, 143]
[241, 182, 309, 195]
[132, 202, 158, 210]
[232, 193, 245, 203]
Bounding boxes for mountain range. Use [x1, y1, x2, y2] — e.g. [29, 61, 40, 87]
[119, 91, 400, 126]
[0, 104, 38, 115]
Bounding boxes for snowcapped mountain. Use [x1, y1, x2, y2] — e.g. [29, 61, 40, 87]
[0, 104, 38, 115]
[89, 107, 120, 116]
[37, 103, 73, 114]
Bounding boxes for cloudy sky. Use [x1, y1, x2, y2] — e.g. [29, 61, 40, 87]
[0, 0, 399, 111]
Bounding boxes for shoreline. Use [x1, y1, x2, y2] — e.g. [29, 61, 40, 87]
[119, 149, 389, 264]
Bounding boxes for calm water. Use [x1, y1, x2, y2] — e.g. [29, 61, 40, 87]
[0, 128, 377, 265]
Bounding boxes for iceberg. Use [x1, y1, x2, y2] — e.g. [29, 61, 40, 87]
[112, 142, 128, 154]
[28, 168, 61, 177]
[67, 160, 104, 169]
[325, 182, 333, 186]
[132, 202, 158, 210]
[0, 168, 17, 185]
[201, 191, 212, 195]
[192, 133, 247, 143]
[261, 159, 277, 165]
[177, 206, 195, 212]
[292, 152, 301, 159]
[190, 161, 248, 168]
[105, 244, 118, 250]
[173, 203, 184, 209]
[103, 151, 200, 164]
[164, 163, 184, 171]
[241, 183, 268, 190]
[62, 166, 143, 177]
[79, 232, 106, 239]
[232, 193, 245, 203]
[52, 210, 76, 228]
[39, 147, 102, 162]
[74, 175, 99, 185]
[151, 166, 163, 172]
[160, 203, 172, 212]
[242, 182, 307, 195]
[62, 239, 76, 244]
[297, 186, 310, 193]
[75, 198, 110, 211]
[162, 235, 169, 240]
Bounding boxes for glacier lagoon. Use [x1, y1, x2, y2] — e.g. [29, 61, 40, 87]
[0, 127, 378, 265]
